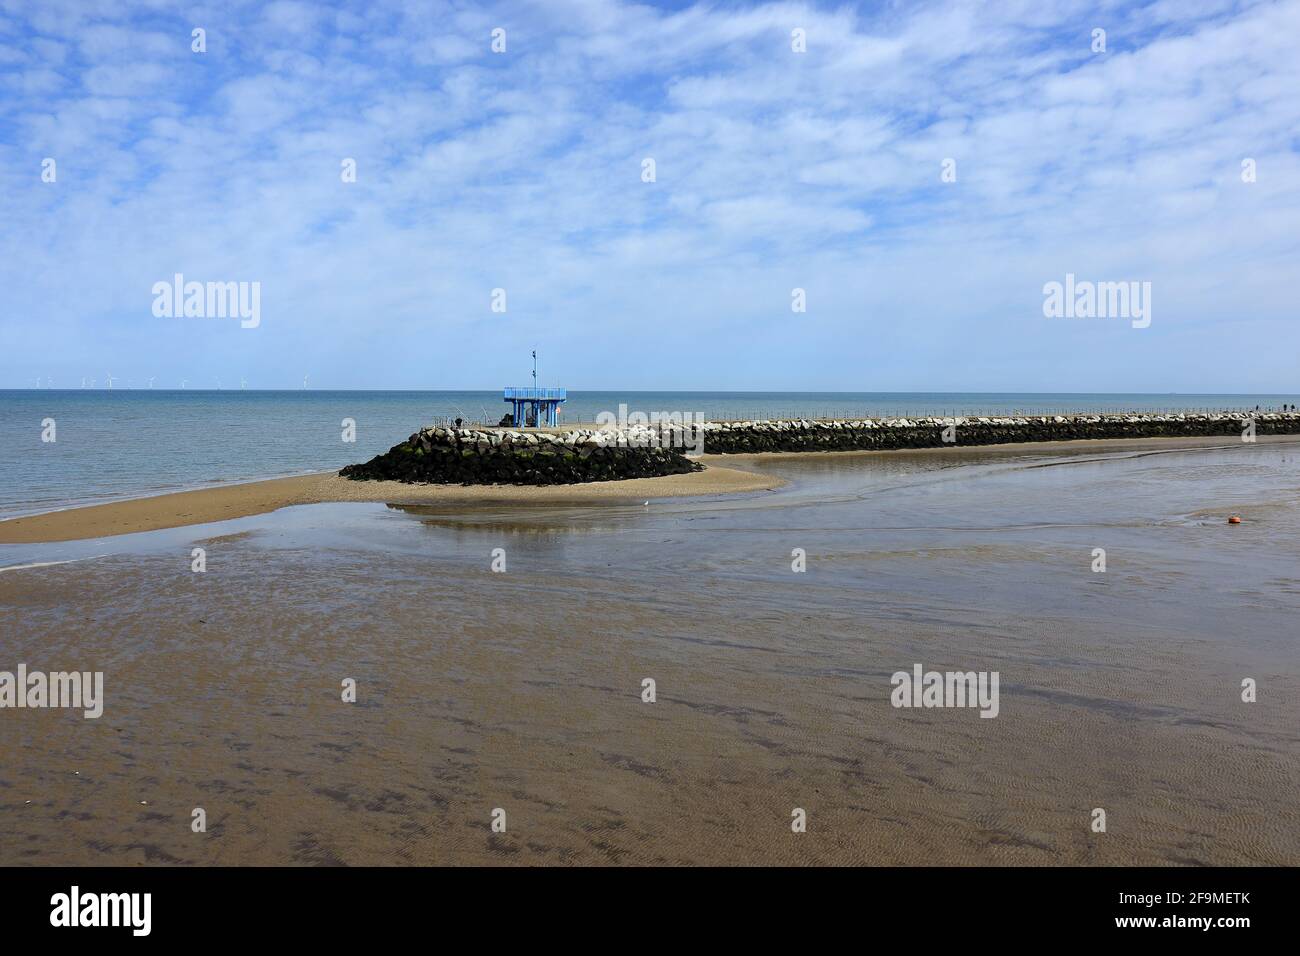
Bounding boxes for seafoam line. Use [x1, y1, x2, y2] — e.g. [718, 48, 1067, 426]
[0, 555, 110, 573]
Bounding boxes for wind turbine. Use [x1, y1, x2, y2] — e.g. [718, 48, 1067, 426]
[215, 378, 222, 390]
[148, 377, 155, 389]
[105, 372, 116, 390]
[240, 378, 247, 389]
[34, 377, 41, 388]
[81, 377, 87, 388]
[302, 374, 309, 389]
[180, 379, 188, 389]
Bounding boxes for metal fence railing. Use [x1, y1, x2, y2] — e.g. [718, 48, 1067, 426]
[503, 387, 567, 400]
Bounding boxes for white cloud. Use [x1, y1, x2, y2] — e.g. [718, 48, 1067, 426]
[0, 0, 1297, 390]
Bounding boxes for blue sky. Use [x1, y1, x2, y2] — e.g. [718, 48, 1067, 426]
[1, 0, 1297, 391]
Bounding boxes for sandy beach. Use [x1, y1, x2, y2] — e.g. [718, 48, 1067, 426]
[3, 433, 1294, 545]
[2, 435, 1296, 866]
[0, 463, 784, 545]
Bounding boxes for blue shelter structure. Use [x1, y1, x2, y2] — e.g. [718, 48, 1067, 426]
[504, 386, 567, 427]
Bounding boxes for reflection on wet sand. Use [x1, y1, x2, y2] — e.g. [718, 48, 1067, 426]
[1, 440, 1297, 865]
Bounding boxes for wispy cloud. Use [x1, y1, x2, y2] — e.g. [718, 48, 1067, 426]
[1, 0, 1297, 390]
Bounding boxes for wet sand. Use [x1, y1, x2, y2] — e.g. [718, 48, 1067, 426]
[0, 465, 784, 545]
[1, 520, 1295, 865]
[4, 434, 1294, 545]
[1, 438, 1297, 865]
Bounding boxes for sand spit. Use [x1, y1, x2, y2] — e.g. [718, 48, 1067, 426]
[4, 432, 1299, 545]
[0, 465, 783, 544]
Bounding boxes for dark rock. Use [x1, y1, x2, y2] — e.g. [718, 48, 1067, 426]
[341, 425, 702, 486]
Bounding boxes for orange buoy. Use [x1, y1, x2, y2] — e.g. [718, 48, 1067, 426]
[1228, 515, 1242, 524]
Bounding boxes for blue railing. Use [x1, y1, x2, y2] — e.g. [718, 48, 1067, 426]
[503, 387, 567, 401]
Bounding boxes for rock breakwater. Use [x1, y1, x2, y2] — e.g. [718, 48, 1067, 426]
[341, 412, 1300, 486]
[340, 425, 703, 485]
[696, 411, 1300, 454]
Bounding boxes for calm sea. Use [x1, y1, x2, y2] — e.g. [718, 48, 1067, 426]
[0, 389, 1295, 518]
